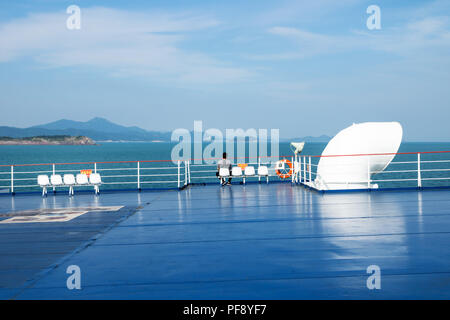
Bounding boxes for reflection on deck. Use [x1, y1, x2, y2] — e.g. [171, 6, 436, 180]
[1, 183, 450, 299]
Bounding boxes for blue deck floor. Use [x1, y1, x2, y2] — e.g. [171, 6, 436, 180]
[1, 183, 450, 299]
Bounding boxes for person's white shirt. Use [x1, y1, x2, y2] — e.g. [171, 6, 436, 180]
[217, 159, 231, 170]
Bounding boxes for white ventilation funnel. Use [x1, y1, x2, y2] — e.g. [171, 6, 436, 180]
[313, 122, 403, 190]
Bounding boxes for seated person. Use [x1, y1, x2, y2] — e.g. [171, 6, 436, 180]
[217, 152, 232, 186]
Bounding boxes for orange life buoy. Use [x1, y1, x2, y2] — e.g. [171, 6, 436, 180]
[275, 159, 293, 179]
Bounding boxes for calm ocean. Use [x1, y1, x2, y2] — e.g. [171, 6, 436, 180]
[1, 142, 449, 166]
[0, 142, 449, 192]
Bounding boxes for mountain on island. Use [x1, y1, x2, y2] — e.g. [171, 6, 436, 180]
[0, 118, 172, 142]
[0, 117, 331, 142]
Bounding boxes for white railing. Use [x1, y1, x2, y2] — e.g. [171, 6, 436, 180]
[0, 160, 188, 194]
[0, 156, 295, 194]
[1, 151, 449, 194]
[293, 151, 450, 190]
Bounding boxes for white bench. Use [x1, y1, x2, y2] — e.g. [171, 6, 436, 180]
[258, 166, 269, 183]
[89, 173, 102, 195]
[243, 166, 255, 184]
[37, 175, 51, 197]
[37, 173, 102, 196]
[63, 174, 76, 196]
[219, 168, 231, 185]
[231, 167, 243, 179]
[218, 166, 269, 185]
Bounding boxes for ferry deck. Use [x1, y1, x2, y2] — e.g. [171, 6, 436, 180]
[1, 182, 450, 299]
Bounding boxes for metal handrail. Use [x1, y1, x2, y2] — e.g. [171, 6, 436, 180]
[0, 160, 189, 194]
[1, 150, 450, 194]
[295, 152, 450, 190]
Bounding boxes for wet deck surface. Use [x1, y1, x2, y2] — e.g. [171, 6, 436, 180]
[1, 183, 450, 299]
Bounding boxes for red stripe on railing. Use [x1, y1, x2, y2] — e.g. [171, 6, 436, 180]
[309, 150, 450, 158]
[0, 151, 449, 167]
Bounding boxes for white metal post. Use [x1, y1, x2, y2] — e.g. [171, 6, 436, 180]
[52, 164, 55, 192]
[94, 163, 97, 173]
[298, 156, 302, 183]
[258, 157, 261, 182]
[291, 157, 294, 183]
[303, 156, 306, 183]
[137, 161, 141, 190]
[177, 160, 180, 189]
[367, 158, 371, 189]
[188, 160, 191, 184]
[309, 156, 312, 183]
[294, 154, 297, 183]
[184, 161, 188, 186]
[417, 153, 422, 188]
[10, 166, 14, 194]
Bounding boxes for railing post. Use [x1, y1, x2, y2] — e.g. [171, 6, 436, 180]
[10, 166, 14, 194]
[293, 154, 297, 183]
[188, 160, 191, 184]
[309, 156, 312, 183]
[94, 163, 97, 174]
[298, 156, 302, 183]
[184, 161, 188, 186]
[177, 160, 180, 189]
[258, 157, 261, 182]
[137, 161, 141, 191]
[303, 156, 306, 184]
[52, 164, 56, 193]
[291, 157, 294, 183]
[367, 158, 371, 189]
[417, 153, 422, 188]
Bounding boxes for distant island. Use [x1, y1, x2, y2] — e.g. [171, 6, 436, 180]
[0, 117, 331, 142]
[0, 135, 96, 145]
[0, 117, 172, 142]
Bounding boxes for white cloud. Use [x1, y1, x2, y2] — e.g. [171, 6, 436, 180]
[0, 7, 253, 84]
[373, 17, 450, 54]
[257, 16, 450, 60]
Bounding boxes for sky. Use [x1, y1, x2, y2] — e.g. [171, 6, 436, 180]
[0, 0, 449, 141]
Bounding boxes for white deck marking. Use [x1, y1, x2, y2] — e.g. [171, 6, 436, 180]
[0, 206, 124, 224]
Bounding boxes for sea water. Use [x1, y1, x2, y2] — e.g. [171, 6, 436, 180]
[0, 142, 449, 191]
